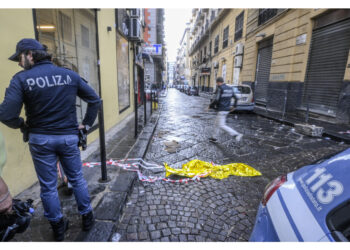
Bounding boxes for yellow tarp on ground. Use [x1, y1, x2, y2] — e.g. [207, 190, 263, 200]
[164, 159, 262, 179]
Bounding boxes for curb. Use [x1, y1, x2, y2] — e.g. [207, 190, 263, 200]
[254, 109, 350, 144]
[79, 108, 161, 242]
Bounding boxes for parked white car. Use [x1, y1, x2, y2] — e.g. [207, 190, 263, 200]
[229, 84, 255, 111]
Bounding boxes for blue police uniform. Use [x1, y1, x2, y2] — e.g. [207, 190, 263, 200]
[0, 56, 101, 222]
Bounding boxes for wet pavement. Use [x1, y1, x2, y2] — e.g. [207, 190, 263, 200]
[9, 88, 349, 242]
[11, 102, 158, 242]
[111, 88, 349, 242]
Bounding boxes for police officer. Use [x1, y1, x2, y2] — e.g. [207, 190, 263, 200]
[208, 77, 243, 143]
[0, 38, 101, 241]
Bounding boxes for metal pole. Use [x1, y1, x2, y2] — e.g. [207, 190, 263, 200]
[98, 100, 109, 182]
[305, 95, 310, 124]
[94, 9, 109, 183]
[133, 44, 138, 138]
[143, 88, 147, 125]
[282, 89, 287, 122]
[150, 91, 153, 115]
[135, 91, 138, 138]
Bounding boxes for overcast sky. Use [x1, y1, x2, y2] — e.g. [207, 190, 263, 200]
[164, 8, 193, 63]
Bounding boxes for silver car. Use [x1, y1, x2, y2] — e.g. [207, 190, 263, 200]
[230, 84, 255, 111]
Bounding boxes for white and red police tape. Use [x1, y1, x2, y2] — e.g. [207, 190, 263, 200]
[82, 158, 208, 184]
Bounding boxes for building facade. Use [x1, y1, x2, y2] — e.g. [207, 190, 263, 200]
[143, 8, 166, 89]
[175, 24, 191, 86]
[167, 61, 176, 85]
[187, 8, 350, 124]
[0, 8, 145, 195]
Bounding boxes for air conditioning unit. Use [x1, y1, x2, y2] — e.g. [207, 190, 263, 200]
[235, 43, 244, 55]
[130, 9, 141, 18]
[234, 55, 243, 68]
[129, 18, 141, 41]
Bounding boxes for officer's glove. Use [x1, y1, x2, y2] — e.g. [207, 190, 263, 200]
[78, 127, 88, 151]
[19, 122, 29, 143]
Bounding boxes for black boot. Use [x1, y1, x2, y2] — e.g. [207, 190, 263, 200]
[50, 217, 69, 241]
[82, 211, 95, 231]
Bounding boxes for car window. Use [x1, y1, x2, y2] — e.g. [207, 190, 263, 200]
[233, 86, 251, 94]
[327, 199, 350, 241]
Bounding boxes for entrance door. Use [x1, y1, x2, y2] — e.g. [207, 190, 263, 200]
[254, 38, 273, 104]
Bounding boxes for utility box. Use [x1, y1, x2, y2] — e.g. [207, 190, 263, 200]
[235, 43, 244, 55]
[295, 123, 324, 137]
[234, 55, 243, 68]
[128, 18, 141, 41]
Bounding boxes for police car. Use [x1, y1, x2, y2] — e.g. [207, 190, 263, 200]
[249, 148, 350, 242]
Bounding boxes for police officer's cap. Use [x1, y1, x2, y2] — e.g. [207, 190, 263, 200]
[9, 38, 46, 62]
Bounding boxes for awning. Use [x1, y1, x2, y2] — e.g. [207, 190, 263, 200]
[142, 53, 153, 63]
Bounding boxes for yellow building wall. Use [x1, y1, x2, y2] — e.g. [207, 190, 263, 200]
[0, 9, 38, 196]
[209, 9, 247, 88]
[90, 9, 134, 143]
[241, 9, 343, 85]
[0, 9, 135, 196]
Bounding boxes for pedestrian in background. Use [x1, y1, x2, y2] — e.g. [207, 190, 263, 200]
[208, 77, 243, 143]
[0, 38, 101, 241]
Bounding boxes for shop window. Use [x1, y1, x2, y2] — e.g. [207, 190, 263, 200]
[35, 9, 100, 127]
[222, 26, 229, 49]
[235, 11, 244, 42]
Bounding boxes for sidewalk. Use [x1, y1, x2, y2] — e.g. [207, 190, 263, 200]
[253, 106, 350, 144]
[12, 103, 161, 242]
[197, 89, 350, 144]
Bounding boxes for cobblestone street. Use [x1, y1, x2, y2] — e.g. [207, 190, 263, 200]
[112, 89, 348, 242]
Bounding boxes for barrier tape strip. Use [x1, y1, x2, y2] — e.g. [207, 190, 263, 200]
[82, 158, 261, 183]
[82, 158, 206, 183]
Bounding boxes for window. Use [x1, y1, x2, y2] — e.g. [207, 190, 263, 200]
[214, 35, 219, 54]
[327, 199, 350, 241]
[211, 10, 216, 21]
[81, 25, 90, 48]
[203, 46, 207, 63]
[222, 26, 229, 49]
[258, 9, 277, 25]
[59, 12, 72, 41]
[209, 41, 212, 56]
[35, 9, 99, 128]
[235, 11, 244, 42]
[233, 86, 251, 94]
